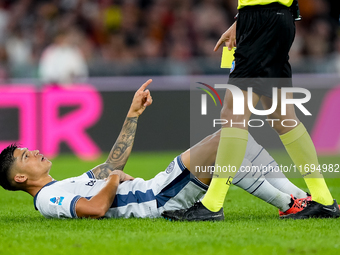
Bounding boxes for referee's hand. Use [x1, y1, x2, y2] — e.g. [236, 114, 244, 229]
[214, 21, 237, 51]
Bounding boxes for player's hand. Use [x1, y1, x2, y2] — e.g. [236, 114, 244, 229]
[109, 170, 135, 183]
[127, 79, 153, 117]
[214, 21, 237, 51]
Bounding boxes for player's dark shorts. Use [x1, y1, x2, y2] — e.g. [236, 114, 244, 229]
[229, 3, 295, 98]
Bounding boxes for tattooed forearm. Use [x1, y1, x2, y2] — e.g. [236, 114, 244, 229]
[92, 117, 138, 179]
[92, 163, 112, 179]
[106, 117, 137, 164]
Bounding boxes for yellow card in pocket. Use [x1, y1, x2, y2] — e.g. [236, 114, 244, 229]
[221, 47, 235, 68]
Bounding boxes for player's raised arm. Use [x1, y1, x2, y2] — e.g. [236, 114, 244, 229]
[91, 79, 153, 179]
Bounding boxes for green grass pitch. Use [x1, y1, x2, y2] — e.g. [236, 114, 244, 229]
[1, 150, 340, 255]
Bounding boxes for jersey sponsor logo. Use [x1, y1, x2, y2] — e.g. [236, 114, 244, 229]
[230, 61, 235, 73]
[50, 196, 64, 205]
[166, 161, 175, 174]
[85, 180, 96, 186]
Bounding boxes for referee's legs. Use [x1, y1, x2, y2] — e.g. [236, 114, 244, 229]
[200, 89, 259, 212]
[261, 91, 334, 206]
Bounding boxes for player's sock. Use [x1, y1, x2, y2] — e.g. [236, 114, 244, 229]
[233, 159, 292, 212]
[263, 170, 308, 199]
[201, 127, 248, 212]
[246, 134, 308, 199]
[280, 123, 333, 205]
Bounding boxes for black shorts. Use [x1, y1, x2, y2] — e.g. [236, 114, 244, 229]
[229, 3, 295, 98]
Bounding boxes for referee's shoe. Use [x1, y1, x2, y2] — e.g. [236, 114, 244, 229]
[281, 199, 340, 219]
[162, 201, 224, 221]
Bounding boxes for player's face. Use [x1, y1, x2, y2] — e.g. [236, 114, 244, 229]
[12, 148, 52, 179]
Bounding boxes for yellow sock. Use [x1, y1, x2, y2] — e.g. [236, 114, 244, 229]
[280, 123, 333, 205]
[202, 127, 248, 212]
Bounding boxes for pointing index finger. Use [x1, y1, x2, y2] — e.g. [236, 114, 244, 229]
[139, 79, 153, 91]
[214, 37, 225, 52]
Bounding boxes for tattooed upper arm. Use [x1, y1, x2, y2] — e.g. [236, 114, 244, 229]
[92, 162, 127, 179]
[91, 163, 114, 179]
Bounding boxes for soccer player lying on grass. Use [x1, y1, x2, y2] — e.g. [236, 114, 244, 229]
[0, 79, 320, 220]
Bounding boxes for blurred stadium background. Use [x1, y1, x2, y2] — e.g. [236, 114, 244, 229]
[0, 0, 339, 160]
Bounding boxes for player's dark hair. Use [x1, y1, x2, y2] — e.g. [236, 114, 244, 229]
[0, 144, 18, 191]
